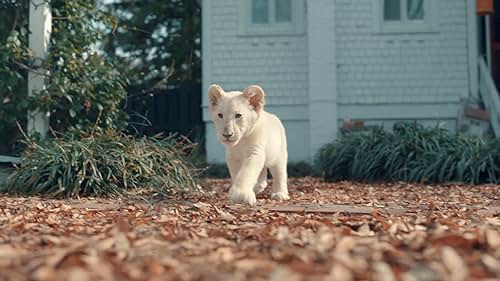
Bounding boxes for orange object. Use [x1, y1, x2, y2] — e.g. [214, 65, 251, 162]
[477, 0, 494, 15]
[354, 120, 364, 128]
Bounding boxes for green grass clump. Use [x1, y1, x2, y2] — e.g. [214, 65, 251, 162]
[6, 131, 200, 197]
[316, 122, 500, 184]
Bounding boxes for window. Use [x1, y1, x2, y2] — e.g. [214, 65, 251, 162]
[375, 0, 438, 33]
[240, 0, 305, 35]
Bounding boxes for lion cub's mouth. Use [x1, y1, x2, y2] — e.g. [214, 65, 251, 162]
[222, 138, 238, 145]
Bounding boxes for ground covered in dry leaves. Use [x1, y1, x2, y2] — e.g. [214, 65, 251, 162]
[0, 178, 499, 281]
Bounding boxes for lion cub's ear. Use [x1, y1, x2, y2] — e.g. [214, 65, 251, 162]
[208, 84, 224, 108]
[243, 85, 265, 112]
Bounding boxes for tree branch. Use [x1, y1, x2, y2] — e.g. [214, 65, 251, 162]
[12, 59, 50, 77]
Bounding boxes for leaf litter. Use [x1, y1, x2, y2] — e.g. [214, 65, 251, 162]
[0, 177, 498, 281]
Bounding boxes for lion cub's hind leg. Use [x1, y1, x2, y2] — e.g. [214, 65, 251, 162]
[253, 167, 268, 194]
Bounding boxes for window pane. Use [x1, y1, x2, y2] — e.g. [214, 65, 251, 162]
[407, 0, 424, 20]
[275, 0, 292, 22]
[252, 0, 269, 23]
[384, 0, 401, 21]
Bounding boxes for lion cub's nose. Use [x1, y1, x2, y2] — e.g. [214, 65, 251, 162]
[223, 132, 234, 139]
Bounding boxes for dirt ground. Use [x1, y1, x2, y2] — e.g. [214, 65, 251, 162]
[0, 177, 499, 281]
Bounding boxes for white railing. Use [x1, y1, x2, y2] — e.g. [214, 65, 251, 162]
[478, 58, 500, 137]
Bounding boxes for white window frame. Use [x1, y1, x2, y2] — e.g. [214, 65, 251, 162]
[374, 0, 439, 34]
[239, 0, 305, 36]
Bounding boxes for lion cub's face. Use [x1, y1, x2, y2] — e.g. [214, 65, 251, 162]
[208, 84, 265, 147]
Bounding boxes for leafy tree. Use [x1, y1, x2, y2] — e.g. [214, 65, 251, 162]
[45, 0, 128, 133]
[0, 0, 128, 154]
[102, 0, 201, 90]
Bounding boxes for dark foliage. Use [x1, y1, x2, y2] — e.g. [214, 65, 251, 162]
[102, 0, 201, 89]
[0, 0, 29, 154]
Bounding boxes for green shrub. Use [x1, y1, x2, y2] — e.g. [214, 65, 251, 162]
[316, 122, 500, 184]
[6, 131, 200, 197]
[1, 0, 128, 153]
[42, 0, 128, 133]
[288, 161, 316, 177]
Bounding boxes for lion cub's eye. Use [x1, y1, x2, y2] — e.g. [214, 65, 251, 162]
[235, 113, 242, 119]
[217, 113, 223, 119]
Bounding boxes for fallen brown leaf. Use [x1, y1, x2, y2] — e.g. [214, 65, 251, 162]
[441, 246, 469, 281]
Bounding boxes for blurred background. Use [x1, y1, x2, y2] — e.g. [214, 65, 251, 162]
[1, 0, 202, 157]
[0, 0, 498, 165]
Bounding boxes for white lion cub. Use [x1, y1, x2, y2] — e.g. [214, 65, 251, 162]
[208, 84, 289, 205]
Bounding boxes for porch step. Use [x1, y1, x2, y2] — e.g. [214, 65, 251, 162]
[457, 104, 491, 137]
[463, 106, 490, 121]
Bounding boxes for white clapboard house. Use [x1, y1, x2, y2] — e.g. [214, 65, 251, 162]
[202, 0, 499, 163]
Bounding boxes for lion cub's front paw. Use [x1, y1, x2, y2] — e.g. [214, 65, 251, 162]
[270, 192, 289, 201]
[229, 188, 257, 206]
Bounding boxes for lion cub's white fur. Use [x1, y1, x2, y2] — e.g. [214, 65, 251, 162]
[208, 84, 289, 205]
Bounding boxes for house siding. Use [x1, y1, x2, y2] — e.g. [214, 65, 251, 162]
[202, 0, 309, 162]
[335, 0, 469, 128]
[203, 0, 472, 163]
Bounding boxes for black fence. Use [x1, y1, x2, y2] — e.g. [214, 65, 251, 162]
[126, 83, 203, 141]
